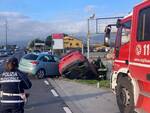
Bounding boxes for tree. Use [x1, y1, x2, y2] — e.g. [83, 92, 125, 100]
[45, 35, 54, 47]
[28, 38, 44, 49]
[64, 33, 68, 37]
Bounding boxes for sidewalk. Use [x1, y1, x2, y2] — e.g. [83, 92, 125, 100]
[48, 78, 120, 113]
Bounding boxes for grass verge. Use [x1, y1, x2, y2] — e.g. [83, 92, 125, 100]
[64, 78, 110, 88]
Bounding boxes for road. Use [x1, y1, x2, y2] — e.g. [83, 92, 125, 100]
[24, 78, 67, 113]
[0, 51, 70, 113]
[0, 50, 24, 73]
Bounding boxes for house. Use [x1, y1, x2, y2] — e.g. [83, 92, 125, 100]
[64, 36, 83, 50]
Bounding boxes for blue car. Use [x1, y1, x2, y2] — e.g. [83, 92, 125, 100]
[19, 53, 60, 79]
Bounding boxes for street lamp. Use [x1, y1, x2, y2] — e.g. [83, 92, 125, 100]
[87, 14, 95, 59]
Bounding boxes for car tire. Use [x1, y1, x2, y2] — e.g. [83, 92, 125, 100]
[36, 69, 46, 79]
[116, 76, 134, 113]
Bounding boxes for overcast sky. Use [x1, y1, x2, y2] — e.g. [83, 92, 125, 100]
[0, 0, 141, 44]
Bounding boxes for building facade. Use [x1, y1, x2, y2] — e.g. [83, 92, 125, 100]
[64, 36, 83, 49]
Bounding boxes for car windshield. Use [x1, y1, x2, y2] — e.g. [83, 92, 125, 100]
[24, 54, 38, 60]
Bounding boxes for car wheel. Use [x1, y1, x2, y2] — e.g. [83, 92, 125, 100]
[36, 69, 45, 79]
[116, 76, 134, 113]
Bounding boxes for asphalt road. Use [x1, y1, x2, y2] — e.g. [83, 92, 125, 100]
[25, 79, 67, 113]
[0, 51, 69, 113]
[0, 50, 24, 73]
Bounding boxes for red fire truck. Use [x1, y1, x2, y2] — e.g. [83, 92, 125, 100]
[111, 1, 150, 113]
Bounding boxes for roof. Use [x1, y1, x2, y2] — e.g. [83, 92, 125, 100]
[64, 36, 82, 42]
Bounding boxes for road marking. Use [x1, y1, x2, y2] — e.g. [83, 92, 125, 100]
[51, 89, 59, 97]
[44, 80, 49, 85]
[63, 107, 72, 113]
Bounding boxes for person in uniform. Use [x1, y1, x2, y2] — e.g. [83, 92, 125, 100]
[0, 57, 32, 113]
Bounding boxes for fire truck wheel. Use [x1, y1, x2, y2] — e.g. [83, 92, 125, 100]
[116, 76, 134, 113]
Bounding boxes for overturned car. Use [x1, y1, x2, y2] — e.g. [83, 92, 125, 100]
[59, 51, 95, 79]
[59, 51, 107, 79]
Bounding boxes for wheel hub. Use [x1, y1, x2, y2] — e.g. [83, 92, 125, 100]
[120, 87, 130, 106]
[38, 70, 44, 78]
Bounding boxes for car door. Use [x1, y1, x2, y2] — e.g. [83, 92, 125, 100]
[45, 55, 59, 76]
[38, 56, 48, 74]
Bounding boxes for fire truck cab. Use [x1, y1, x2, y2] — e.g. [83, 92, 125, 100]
[111, 1, 150, 113]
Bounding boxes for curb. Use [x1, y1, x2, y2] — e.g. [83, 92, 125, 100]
[48, 78, 84, 113]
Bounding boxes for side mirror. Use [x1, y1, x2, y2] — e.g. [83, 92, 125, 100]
[104, 25, 111, 47]
[116, 19, 122, 28]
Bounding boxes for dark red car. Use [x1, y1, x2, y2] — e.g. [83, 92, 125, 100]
[59, 51, 97, 79]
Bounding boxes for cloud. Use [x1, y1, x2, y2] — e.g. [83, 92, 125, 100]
[0, 12, 29, 21]
[0, 12, 87, 44]
[84, 5, 97, 13]
[50, 20, 86, 33]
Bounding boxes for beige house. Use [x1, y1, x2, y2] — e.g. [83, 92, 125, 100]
[64, 36, 83, 49]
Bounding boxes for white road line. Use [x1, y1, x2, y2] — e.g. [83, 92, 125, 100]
[63, 107, 72, 113]
[51, 89, 59, 97]
[44, 80, 49, 85]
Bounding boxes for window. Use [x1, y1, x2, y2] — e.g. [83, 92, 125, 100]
[121, 21, 131, 45]
[115, 20, 131, 48]
[24, 54, 38, 60]
[39, 55, 54, 62]
[138, 7, 150, 41]
[123, 21, 131, 29]
[39, 56, 46, 62]
[53, 56, 60, 62]
[76, 43, 79, 46]
[46, 55, 54, 62]
[121, 27, 131, 45]
[64, 42, 69, 44]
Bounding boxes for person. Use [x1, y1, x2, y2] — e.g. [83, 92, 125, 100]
[92, 57, 107, 80]
[0, 57, 32, 113]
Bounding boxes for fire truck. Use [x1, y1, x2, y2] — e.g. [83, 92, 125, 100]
[110, 0, 150, 113]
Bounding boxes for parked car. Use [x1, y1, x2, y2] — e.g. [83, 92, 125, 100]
[59, 51, 97, 79]
[0, 49, 8, 57]
[6, 49, 14, 55]
[19, 53, 60, 79]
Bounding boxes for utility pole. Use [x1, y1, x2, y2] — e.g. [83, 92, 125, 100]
[5, 19, 8, 50]
[82, 42, 84, 54]
[87, 14, 95, 59]
[87, 18, 90, 59]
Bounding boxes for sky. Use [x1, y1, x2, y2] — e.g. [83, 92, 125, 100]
[0, 0, 141, 44]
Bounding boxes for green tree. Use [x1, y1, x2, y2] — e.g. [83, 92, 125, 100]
[45, 35, 54, 47]
[64, 33, 68, 37]
[28, 38, 44, 49]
